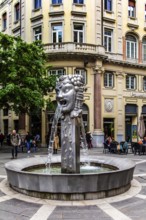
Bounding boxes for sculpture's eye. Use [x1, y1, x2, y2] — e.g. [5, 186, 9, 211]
[65, 88, 69, 93]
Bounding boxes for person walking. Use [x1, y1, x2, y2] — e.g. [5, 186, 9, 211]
[10, 130, 21, 159]
[25, 131, 32, 153]
[0, 130, 4, 147]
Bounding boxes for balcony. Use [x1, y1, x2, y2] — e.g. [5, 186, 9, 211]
[126, 57, 138, 64]
[49, 3, 64, 16]
[71, 3, 86, 16]
[44, 42, 106, 60]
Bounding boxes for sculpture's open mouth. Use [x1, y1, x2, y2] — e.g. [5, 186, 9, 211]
[59, 100, 67, 106]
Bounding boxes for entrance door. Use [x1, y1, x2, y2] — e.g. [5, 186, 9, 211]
[103, 118, 114, 139]
[125, 117, 132, 141]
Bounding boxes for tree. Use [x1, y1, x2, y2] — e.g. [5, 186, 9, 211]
[0, 33, 56, 115]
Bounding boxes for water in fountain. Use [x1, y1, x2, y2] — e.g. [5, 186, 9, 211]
[80, 117, 90, 166]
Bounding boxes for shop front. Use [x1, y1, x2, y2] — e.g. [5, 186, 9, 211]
[125, 104, 138, 142]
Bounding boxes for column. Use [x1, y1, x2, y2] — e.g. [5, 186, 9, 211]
[116, 72, 125, 142]
[92, 65, 104, 147]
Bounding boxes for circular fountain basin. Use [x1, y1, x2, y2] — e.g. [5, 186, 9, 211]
[5, 156, 135, 200]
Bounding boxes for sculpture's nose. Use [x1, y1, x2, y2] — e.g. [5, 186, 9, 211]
[57, 90, 63, 99]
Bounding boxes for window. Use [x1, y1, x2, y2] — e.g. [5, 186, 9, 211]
[145, 4, 146, 20]
[34, 0, 41, 9]
[104, 72, 114, 88]
[49, 69, 65, 76]
[2, 12, 7, 30]
[3, 108, 8, 116]
[126, 75, 136, 90]
[74, 69, 87, 84]
[15, 3, 20, 21]
[33, 26, 42, 41]
[73, 23, 84, 43]
[52, 0, 62, 4]
[128, 0, 136, 17]
[52, 24, 63, 43]
[104, 28, 113, 52]
[142, 38, 146, 61]
[73, 0, 84, 4]
[126, 35, 137, 59]
[143, 77, 146, 91]
[104, 0, 112, 11]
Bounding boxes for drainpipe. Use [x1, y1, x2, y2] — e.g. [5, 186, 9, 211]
[101, 0, 103, 45]
[20, 0, 22, 37]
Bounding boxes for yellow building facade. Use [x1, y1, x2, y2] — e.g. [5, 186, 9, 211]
[0, 0, 146, 146]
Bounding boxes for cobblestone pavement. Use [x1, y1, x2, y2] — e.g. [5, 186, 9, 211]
[0, 146, 146, 220]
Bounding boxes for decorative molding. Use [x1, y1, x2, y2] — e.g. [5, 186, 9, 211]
[104, 99, 114, 112]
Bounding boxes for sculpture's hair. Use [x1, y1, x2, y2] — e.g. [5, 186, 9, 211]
[56, 75, 84, 118]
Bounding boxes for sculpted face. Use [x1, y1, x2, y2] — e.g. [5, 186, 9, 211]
[56, 78, 76, 113]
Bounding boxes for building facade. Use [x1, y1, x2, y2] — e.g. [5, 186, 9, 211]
[0, 0, 146, 146]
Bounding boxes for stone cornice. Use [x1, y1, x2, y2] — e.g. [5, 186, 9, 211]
[104, 59, 146, 69]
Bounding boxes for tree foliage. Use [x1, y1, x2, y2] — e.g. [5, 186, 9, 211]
[0, 33, 56, 114]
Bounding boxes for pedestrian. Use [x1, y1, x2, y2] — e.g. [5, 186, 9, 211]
[86, 131, 93, 149]
[0, 130, 4, 147]
[25, 131, 32, 153]
[10, 130, 21, 159]
[34, 133, 40, 148]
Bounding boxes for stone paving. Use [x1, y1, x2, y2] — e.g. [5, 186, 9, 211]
[0, 146, 146, 220]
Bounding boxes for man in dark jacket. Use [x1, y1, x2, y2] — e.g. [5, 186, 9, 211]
[10, 130, 21, 159]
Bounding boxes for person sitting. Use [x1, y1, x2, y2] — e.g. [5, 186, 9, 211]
[104, 136, 112, 152]
[122, 140, 129, 154]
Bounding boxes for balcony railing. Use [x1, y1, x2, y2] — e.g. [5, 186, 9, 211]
[126, 57, 138, 64]
[44, 42, 105, 56]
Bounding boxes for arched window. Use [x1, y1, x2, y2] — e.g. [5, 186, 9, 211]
[142, 37, 146, 61]
[126, 35, 137, 60]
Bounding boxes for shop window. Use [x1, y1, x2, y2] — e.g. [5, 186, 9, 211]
[14, 3, 20, 21]
[104, 72, 114, 88]
[34, 0, 41, 9]
[52, 0, 62, 4]
[73, 0, 84, 4]
[128, 0, 136, 18]
[74, 69, 87, 84]
[33, 26, 42, 41]
[104, 28, 113, 52]
[49, 69, 65, 76]
[2, 12, 7, 30]
[73, 23, 84, 43]
[126, 34, 137, 60]
[126, 75, 136, 90]
[52, 24, 63, 43]
[104, 0, 112, 11]
[125, 104, 137, 115]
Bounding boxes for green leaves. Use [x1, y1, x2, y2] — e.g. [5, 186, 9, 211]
[0, 33, 56, 114]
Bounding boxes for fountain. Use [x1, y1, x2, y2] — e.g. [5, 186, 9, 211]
[5, 75, 135, 200]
